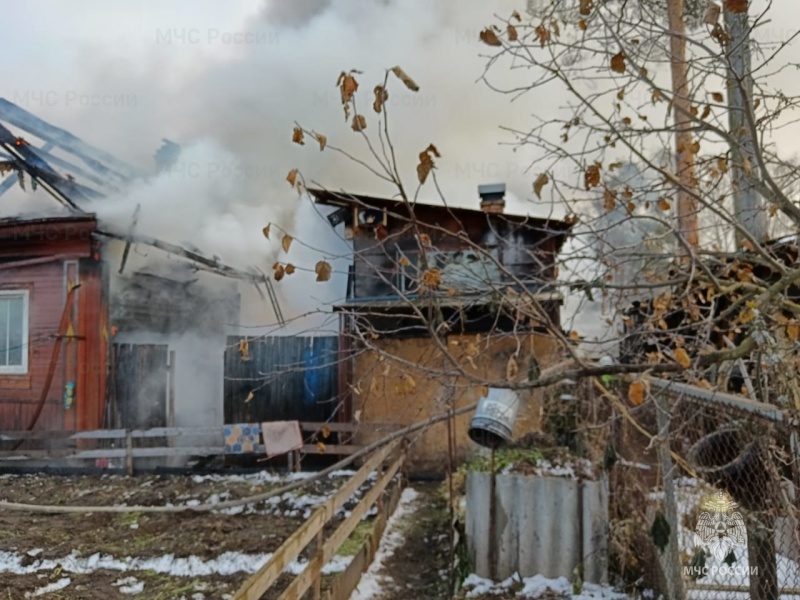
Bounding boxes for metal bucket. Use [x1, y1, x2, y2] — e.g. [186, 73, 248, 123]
[468, 388, 520, 449]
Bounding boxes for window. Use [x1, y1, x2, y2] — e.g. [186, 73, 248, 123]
[0, 290, 29, 374]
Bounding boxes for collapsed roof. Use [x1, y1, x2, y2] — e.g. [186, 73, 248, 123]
[0, 98, 283, 322]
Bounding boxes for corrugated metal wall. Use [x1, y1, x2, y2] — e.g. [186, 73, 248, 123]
[223, 336, 339, 424]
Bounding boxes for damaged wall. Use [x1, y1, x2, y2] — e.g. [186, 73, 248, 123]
[105, 238, 241, 440]
[351, 332, 560, 471]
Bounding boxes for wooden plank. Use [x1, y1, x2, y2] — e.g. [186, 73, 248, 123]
[125, 430, 133, 476]
[327, 482, 403, 600]
[278, 451, 404, 600]
[0, 446, 226, 460]
[0, 422, 395, 442]
[232, 440, 400, 600]
[301, 444, 361, 455]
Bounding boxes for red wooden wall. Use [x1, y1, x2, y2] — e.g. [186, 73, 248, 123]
[0, 217, 108, 431]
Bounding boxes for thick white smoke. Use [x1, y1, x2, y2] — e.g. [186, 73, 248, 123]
[3, 0, 563, 332]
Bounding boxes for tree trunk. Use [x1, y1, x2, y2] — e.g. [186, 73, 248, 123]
[725, 7, 767, 247]
[667, 0, 699, 249]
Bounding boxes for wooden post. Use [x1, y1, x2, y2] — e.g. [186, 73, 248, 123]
[313, 527, 324, 600]
[167, 350, 176, 429]
[125, 429, 133, 477]
[653, 396, 685, 600]
[667, 0, 699, 249]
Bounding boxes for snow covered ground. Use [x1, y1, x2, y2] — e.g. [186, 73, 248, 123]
[0, 467, 384, 599]
[462, 573, 627, 599]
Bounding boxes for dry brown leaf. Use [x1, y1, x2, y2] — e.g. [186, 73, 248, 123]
[373, 85, 388, 113]
[578, 19, 587, 30]
[569, 330, 581, 341]
[535, 25, 550, 47]
[287, 168, 299, 186]
[422, 268, 442, 290]
[262, 224, 271, 239]
[579, 0, 593, 16]
[603, 188, 617, 212]
[689, 140, 701, 154]
[533, 173, 549, 198]
[701, 105, 712, 120]
[245, 391, 254, 403]
[315, 260, 332, 282]
[285, 264, 296, 275]
[551, 19, 560, 36]
[337, 71, 359, 104]
[651, 89, 663, 104]
[675, 347, 692, 369]
[711, 91, 724, 103]
[787, 322, 800, 341]
[292, 127, 305, 145]
[628, 380, 646, 406]
[658, 198, 672, 211]
[416, 144, 440, 185]
[239, 339, 250, 362]
[352, 114, 367, 132]
[390, 66, 420, 92]
[610, 52, 626, 74]
[321, 425, 331, 439]
[315, 133, 327, 151]
[723, 0, 748, 14]
[584, 164, 601, 190]
[479, 28, 502, 46]
[508, 23, 519, 42]
[506, 355, 518, 381]
[704, 3, 721, 25]
[281, 234, 293, 253]
[317, 441, 326, 454]
[273, 263, 285, 281]
[617, 89, 625, 100]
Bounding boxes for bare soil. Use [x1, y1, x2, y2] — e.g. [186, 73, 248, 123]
[0, 470, 362, 599]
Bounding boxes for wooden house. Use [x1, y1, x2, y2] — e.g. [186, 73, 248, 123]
[310, 186, 574, 470]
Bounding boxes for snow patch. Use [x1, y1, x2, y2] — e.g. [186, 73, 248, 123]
[462, 572, 627, 598]
[114, 576, 145, 594]
[25, 577, 71, 597]
[349, 487, 420, 600]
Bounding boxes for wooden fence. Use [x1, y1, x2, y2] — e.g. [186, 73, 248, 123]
[0, 422, 401, 475]
[233, 439, 405, 600]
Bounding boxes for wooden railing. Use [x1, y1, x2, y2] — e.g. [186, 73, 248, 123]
[0, 422, 401, 475]
[233, 439, 405, 600]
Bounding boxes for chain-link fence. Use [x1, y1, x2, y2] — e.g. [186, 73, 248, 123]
[547, 376, 800, 599]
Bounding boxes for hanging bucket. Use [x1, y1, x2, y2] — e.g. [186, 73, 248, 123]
[688, 427, 772, 510]
[468, 388, 520, 449]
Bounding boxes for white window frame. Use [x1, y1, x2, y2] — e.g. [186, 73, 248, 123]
[0, 290, 29, 375]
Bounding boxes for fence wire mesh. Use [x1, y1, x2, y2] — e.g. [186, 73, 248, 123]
[554, 379, 800, 599]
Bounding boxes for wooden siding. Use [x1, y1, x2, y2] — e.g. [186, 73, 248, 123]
[224, 336, 339, 424]
[0, 217, 107, 432]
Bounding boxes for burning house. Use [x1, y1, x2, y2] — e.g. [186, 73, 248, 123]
[0, 98, 283, 460]
[310, 186, 574, 469]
